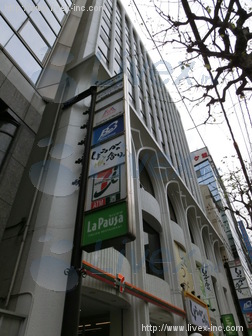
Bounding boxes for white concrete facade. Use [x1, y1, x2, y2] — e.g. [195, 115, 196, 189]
[0, 1, 244, 335]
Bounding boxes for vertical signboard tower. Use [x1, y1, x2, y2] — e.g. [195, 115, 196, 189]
[82, 73, 135, 251]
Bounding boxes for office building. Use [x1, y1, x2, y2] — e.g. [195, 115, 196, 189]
[0, 0, 245, 335]
[191, 148, 239, 257]
[239, 221, 252, 265]
[192, 147, 252, 279]
[192, 147, 252, 333]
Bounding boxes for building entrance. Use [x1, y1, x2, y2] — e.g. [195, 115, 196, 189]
[79, 313, 110, 335]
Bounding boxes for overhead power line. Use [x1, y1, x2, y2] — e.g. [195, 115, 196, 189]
[131, 0, 208, 149]
[131, 0, 252, 197]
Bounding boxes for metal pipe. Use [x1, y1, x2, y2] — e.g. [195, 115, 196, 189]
[61, 85, 97, 336]
[5, 90, 66, 308]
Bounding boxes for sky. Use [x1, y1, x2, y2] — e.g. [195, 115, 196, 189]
[122, 0, 251, 177]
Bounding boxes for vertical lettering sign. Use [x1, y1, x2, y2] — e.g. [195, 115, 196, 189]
[228, 260, 252, 328]
[198, 268, 212, 308]
[230, 266, 251, 299]
[174, 243, 193, 292]
[229, 262, 252, 299]
[88, 135, 126, 176]
[82, 74, 135, 250]
[201, 264, 216, 305]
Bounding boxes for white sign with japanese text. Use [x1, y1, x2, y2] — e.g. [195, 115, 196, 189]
[229, 261, 252, 312]
[89, 135, 125, 176]
[200, 264, 215, 299]
[236, 287, 252, 300]
[230, 265, 246, 280]
[185, 298, 210, 329]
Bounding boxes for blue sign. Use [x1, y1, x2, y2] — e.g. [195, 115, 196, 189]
[92, 116, 124, 145]
[239, 298, 252, 314]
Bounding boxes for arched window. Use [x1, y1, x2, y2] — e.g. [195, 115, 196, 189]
[189, 225, 195, 244]
[0, 106, 19, 170]
[143, 220, 164, 280]
[139, 160, 155, 197]
[202, 230, 210, 260]
[168, 196, 177, 222]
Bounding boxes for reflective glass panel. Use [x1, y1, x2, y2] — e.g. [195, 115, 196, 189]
[5, 35, 42, 83]
[0, 17, 14, 47]
[20, 20, 49, 61]
[0, 0, 27, 30]
[65, 0, 72, 7]
[19, 0, 36, 14]
[58, 0, 69, 13]
[36, 0, 61, 34]
[46, 0, 64, 22]
[30, 9, 55, 46]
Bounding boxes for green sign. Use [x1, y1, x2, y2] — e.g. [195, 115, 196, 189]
[248, 330, 252, 336]
[82, 202, 128, 247]
[221, 314, 238, 336]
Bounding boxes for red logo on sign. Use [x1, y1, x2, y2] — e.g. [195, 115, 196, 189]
[103, 106, 116, 118]
[93, 167, 118, 199]
[91, 198, 105, 209]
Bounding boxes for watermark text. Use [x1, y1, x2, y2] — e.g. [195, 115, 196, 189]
[141, 323, 244, 333]
[3, 3, 103, 14]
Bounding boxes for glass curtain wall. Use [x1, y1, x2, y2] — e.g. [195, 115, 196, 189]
[0, 0, 72, 83]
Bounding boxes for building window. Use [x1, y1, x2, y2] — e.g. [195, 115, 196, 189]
[101, 19, 111, 38]
[128, 79, 135, 108]
[139, 161, 155, 197]
[114, 58, 123, 74]
[168, 196, 177, 223]
[143, 221, 164, 280]
[19, 20, 50, 62]
[0, 103, 19, 170]
[189, 225, 195, 244]
[0, 0, 72, 83]
[97, 36, 110, 66]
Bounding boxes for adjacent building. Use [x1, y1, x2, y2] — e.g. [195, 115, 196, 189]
[239, 221, 252, 266]
[0, 0, 246, 335]
[191, 147, 252, 282]
[192, 147, 252, 334]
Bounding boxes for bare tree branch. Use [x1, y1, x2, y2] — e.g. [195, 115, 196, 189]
[151, 0, 252, 228]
